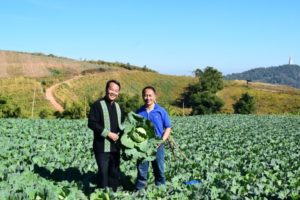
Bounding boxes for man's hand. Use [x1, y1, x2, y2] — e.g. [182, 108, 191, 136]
[157, 127, 171, 148]
[157, 140, 164, 148]
[108, 132, 119, 142]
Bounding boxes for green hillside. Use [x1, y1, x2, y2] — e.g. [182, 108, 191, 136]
[1, 72, 300, 117]
[54, 70, 196, 109]
[225, 64, 300, 89]
[53, 71, 300, 115]
[0, 77, 54, 117]
[218, 80, 300, 114]
[0, 71, 196, 118]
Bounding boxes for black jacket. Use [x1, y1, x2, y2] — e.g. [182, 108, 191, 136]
[88, 98, 124, 152]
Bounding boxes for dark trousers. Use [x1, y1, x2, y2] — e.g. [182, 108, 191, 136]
[94, 152, 120, 191]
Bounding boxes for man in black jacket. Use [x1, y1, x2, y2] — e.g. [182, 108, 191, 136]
[88, 80, 124, 191]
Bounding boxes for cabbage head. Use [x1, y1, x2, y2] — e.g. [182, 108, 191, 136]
[121, 111, 161, 161]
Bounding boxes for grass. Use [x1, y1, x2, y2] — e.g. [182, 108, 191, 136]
[218, 80, 300, 114]
[54, 71, 197, 107]
[0, 77, 54, 118]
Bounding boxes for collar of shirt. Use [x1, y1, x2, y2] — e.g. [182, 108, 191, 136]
[103, 96, 115, 107]
[139, 103, 160, 114]
[137, 104, 169, 138]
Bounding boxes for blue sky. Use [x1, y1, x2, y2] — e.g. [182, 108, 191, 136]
[1, 0, 299, 75]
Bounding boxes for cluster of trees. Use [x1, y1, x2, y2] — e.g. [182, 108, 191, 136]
[0, 96, 22, 118]
[117, 94, 141, 115]
[179, 66, 256, 115]
[179, 67, 225, 115]
[233, 93, 256, 114]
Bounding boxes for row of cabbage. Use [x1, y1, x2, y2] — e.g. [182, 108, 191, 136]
[0, 115, 299, 199]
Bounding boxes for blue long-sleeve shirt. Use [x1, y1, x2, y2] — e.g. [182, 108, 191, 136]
[137, 104, 171, 138]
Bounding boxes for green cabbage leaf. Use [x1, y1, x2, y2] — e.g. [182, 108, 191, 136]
[121, 112, 161, 162]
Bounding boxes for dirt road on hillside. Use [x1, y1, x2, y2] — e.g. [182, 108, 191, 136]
[45, 75, 83, 112]
[45, 83, 64, 112]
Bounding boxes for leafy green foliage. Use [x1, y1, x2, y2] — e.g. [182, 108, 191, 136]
[49, 68, 64, 77]
[180, 66, 224, 115]
[191, 91, 224, 115]
[193, 68, 203, 77]
[180, 82, 202, 107]
[233, 92, 256, 114]
[39, 108, 53, 119]
[0, 115, 299, 199]
[198, 66, 224, 93]
[60, 102, 86, 119]
[121, 112, 161, 162]
[0, 95, 22, 118]
[291, 108, 300, 115]
[117, 94, 141, 115]
[0, 119, 95, 199]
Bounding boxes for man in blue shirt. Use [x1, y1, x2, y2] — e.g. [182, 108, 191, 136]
[135, 86, 172, 190]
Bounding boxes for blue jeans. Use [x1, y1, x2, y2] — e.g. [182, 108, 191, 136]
[136, 145, 165, 190]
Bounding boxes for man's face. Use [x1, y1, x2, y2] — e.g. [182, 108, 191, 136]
[106, 82, 120, 102]
[143, 89, 156, 107]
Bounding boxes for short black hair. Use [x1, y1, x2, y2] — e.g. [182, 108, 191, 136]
[106, 80, 121, 91]
[142, 86, 156, 95]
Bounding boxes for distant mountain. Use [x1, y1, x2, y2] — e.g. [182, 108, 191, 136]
[225, 64, 300, 89]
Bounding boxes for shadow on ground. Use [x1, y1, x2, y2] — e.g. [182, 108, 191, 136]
[33, 164, 135, 196]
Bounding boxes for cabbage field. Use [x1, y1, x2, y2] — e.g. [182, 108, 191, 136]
[0, 115, 299, 199]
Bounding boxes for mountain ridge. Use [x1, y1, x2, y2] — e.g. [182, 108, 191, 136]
[225, 64, 300, 89]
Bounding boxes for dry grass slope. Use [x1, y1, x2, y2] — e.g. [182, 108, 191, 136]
[0, 50, 121, 78]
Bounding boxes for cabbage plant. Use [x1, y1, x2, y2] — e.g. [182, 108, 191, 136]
[121, 112, 161, 161]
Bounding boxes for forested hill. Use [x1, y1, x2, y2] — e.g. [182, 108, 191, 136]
[225, 64, 300, 89]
